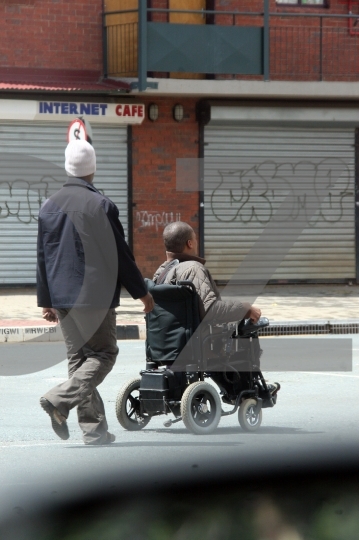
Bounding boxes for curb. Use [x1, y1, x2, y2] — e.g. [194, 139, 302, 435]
[1, 320, 359, 344]
[117, 324, 146, 340]
[0, 324, 146, 343]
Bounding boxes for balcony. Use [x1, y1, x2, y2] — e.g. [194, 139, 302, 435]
[103, 3, 359, 90]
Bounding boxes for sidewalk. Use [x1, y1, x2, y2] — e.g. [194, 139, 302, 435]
[1, 284, 359, 342]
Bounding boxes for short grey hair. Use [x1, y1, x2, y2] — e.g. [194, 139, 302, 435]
[163, 221, 194, 253]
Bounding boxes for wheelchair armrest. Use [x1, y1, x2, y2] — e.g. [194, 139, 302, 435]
[236, 317, 269, 337]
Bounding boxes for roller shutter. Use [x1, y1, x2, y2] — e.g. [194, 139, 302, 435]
[0, 122, 128, 285]
[204, 125, 355, 282]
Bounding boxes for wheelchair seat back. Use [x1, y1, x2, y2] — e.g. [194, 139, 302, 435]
[145, 278, 201, 366]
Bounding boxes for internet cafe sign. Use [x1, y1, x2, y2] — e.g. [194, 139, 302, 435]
[0, 99, 145, 125]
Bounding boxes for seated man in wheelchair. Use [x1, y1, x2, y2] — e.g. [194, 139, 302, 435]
[154, 222, 260, 323]
[153, 221, 280, 400]
[116, 221, 280, 435]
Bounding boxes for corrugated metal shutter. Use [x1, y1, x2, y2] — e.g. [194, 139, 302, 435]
[204, 125, 355, 282]
[0, 122, 128, 285]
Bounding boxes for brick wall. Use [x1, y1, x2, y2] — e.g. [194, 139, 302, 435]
[132, 97, 199, 277]
[0, 0, 103, 71]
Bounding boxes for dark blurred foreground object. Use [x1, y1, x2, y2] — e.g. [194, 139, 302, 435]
[1, 448, 359, 540]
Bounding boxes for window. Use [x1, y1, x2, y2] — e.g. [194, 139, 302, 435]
[276, 0, 326, 4]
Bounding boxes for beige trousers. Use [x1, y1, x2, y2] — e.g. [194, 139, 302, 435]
[44, 308, 119, 444]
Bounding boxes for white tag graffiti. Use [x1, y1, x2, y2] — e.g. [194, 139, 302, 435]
[136, 211, 181, 231]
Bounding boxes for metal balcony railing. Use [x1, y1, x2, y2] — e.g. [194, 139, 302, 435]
[106, 17, 138, 78]
[103, 2, 270, 89]
[103, 3, 359, 88]
[270, 17, 359, 81]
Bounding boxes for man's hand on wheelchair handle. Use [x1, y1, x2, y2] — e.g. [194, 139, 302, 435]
[140, 292, 155, 313]
[245, 305, 261, 323]
[42, 307, 58, 323]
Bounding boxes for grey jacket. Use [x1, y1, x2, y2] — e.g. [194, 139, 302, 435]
[153, 254, 250, 323]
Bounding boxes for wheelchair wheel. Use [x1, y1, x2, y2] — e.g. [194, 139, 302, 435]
[181, 382, 221, 435]
[116, 377, 150, 431]
[238, 398, 262, 432]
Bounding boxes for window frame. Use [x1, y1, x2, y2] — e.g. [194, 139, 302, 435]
[276, 0, 328, 6]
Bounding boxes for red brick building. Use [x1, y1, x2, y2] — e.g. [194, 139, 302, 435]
[0, 0, 103, 71]
[1, 0, 359, 284]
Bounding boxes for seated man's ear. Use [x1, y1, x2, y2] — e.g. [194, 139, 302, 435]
[185, 239, 193, 251]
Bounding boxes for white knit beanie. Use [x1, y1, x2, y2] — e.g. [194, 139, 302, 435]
[65, 140, 96, 177]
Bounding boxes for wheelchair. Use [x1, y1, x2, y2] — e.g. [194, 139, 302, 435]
[115, 279, 279, 435]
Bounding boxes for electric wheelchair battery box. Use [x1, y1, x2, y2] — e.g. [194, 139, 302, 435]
[139, 369, 183, 414]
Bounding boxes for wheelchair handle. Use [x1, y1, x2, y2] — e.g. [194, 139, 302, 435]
[177, 280, 197, 295]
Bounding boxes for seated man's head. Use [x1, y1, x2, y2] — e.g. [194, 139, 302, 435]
[163, 221, 198, 256]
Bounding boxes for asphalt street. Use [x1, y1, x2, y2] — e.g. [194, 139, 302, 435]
[0, 337, 359, 521]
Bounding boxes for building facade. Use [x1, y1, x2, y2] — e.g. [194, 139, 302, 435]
[1, 0, 359, 284]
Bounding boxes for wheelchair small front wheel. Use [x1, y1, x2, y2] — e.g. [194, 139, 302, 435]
[181, 382, 221, 435]
[116, 377, 150, 431]
[238, 398, 262, 432]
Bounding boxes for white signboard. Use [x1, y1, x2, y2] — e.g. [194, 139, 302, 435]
[0, 100, 145, 124]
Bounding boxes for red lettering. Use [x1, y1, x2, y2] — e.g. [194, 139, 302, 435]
[132, 105, 137, 116]
[123, 105, 131, 116]
[115, 105, 122, 116]
[138, 105, 144, 117]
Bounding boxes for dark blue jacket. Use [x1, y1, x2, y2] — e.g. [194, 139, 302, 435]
[37, 177, 147, 309]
